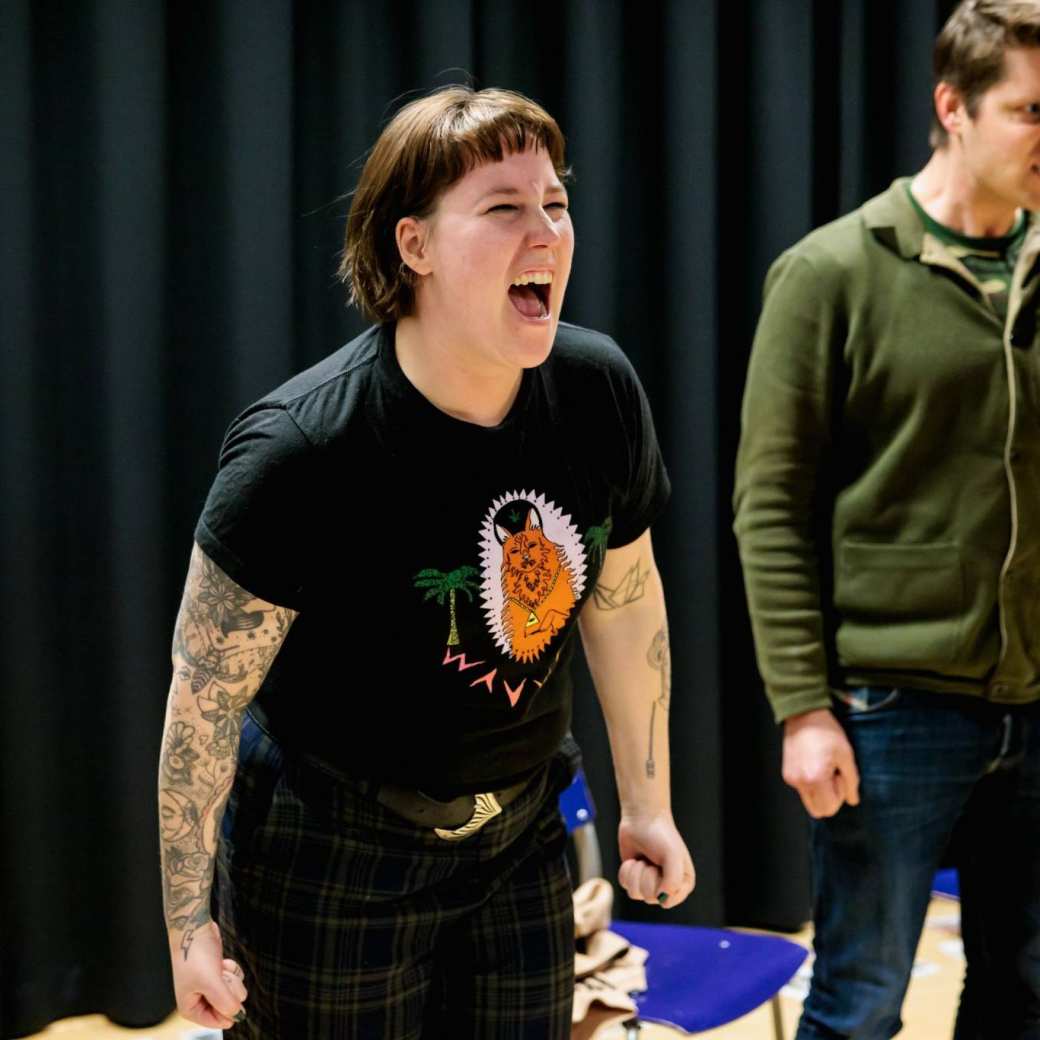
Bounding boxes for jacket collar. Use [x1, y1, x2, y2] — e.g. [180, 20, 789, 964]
[862, 176, 1040, 266]
[861, 178, 926, 260]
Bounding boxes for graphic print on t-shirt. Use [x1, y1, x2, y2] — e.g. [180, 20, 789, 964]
[412, 565, 481, 647]
[582, 516, 613, 571]
[479, 490, 588, 664]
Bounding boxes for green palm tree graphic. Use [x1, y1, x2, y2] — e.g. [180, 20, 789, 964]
[583, 517, 613, 568]
[413, 565, 481, 647]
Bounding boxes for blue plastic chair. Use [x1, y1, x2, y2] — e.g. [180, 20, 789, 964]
[561, 770, 808, 1038]
[932, 867, 960, 900]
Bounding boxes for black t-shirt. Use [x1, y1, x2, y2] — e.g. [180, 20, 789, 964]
[195, 321, 669, 792]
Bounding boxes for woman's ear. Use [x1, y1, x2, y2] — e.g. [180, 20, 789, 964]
[396, 216, 433, 277]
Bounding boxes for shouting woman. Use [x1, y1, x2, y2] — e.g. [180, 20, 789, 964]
[158, 85, 694, 1038]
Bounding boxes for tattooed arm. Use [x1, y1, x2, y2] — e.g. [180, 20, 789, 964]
[578, 528, 695, 909]
[159, 543, 297, 1028]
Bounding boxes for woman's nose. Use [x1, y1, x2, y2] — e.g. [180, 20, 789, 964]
[525, 206, 562, 246]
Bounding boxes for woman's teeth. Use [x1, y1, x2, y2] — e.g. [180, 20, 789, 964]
[511, 271, 553, 286]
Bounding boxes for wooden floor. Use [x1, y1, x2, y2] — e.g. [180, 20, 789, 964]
[24, 898, 964, 1039]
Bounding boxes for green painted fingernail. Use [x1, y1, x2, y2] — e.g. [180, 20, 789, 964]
[233, 1010, 247, 1023]
[657, 892, 668, 904]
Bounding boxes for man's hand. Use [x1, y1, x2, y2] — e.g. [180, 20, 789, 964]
[617, 812, 696, 909]
[170, 920, 248, 1030]
[782, 708, 860, 818]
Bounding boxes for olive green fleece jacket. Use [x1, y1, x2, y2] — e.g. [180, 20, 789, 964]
[734, 178, 1040, 723]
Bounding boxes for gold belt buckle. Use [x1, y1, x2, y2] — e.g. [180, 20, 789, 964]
[433, 792, 502, 841]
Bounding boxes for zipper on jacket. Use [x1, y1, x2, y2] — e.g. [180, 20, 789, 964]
[920, 232, 1025, 684]
[995, 322, 1018, 678]
[992, 232, 1040, 682]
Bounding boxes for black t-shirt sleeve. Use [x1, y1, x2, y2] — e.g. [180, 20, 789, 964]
[605, 348, 671, 548]
[194, 405, 314, 610]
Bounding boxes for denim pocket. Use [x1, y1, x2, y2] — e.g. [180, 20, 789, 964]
[224, 712, 286, 855]
[833, 685, 902, 714]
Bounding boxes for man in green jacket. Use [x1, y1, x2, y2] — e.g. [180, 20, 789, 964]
[735, 3, 1040, 1037]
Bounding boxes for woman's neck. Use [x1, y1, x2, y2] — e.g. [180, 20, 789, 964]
[394, 316, 522, 427]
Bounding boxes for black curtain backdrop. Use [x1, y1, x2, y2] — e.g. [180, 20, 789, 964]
[0, 1, 957, 1035]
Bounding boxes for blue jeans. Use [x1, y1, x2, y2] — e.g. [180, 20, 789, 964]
[796, 687, 1040, 1040]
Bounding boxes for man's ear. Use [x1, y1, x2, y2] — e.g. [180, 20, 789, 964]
[396, 216, 433, 277]
[934, 80, 967, 139]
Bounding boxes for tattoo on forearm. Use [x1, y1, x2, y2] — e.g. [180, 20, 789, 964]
[645, 626, 671, 779]
[646, 704, 658, 779]
[162, 723, 201, 786]
[647, 627, 670, 710]
[159, 547, 296, 959]
[592, 559, 650, 611]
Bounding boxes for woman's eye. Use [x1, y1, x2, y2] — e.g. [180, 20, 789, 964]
[545, 202, 568, 212]
[488, 204, 518, 213]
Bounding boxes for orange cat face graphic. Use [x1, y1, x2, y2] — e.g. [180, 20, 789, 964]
[495, 506, 576, 663]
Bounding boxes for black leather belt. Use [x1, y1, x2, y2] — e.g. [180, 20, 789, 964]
[374, 774, 536, 841]
[245, 705, 540, 841]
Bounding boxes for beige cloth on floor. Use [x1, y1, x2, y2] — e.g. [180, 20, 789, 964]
[572, 878, 649, 1038]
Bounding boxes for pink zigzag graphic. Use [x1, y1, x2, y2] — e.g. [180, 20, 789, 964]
[442, 648, 485, 672]
[503, 678, 526, 707]
[469, 668, 498, 693]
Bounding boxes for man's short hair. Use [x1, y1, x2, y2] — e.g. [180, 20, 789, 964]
[931, 0, 1040, 148]
[339, 86, 569, 325]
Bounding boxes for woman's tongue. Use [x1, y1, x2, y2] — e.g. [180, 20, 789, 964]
[508, 283, 547, 319]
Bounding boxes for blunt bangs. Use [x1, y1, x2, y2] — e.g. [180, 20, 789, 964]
[340, 86, 569, 324]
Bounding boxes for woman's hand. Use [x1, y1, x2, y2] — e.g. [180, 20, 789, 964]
[170, 920, 248, 1030]
[617, 811, 696, 909]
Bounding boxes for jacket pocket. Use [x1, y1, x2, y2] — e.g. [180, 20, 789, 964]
[834, 541, 964, 668]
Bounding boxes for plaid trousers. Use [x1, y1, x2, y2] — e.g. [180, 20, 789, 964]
[214, 714, 579, 1039]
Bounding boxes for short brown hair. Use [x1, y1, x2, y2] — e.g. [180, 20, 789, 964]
[339, 86, 569, 324]
[931, 0, 1040, 148]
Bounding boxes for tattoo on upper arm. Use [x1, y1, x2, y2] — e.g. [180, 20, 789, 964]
[172, 552, 291, 690]
[592, 558, 650, 611]
[645, 626, 671, 779]
[160, 547, 297, 958]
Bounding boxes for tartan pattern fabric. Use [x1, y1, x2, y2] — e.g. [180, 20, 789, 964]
[214, 716, 579, 1038]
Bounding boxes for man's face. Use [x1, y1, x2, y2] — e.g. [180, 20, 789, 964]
[412, 146, 574, 373]
[958, 46, 1040, 211]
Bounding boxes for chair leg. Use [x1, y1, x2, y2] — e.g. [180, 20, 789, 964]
[771, 994, 785, 1040]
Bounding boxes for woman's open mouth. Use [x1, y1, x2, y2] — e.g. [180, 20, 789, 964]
[508, 271, 552, 320]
